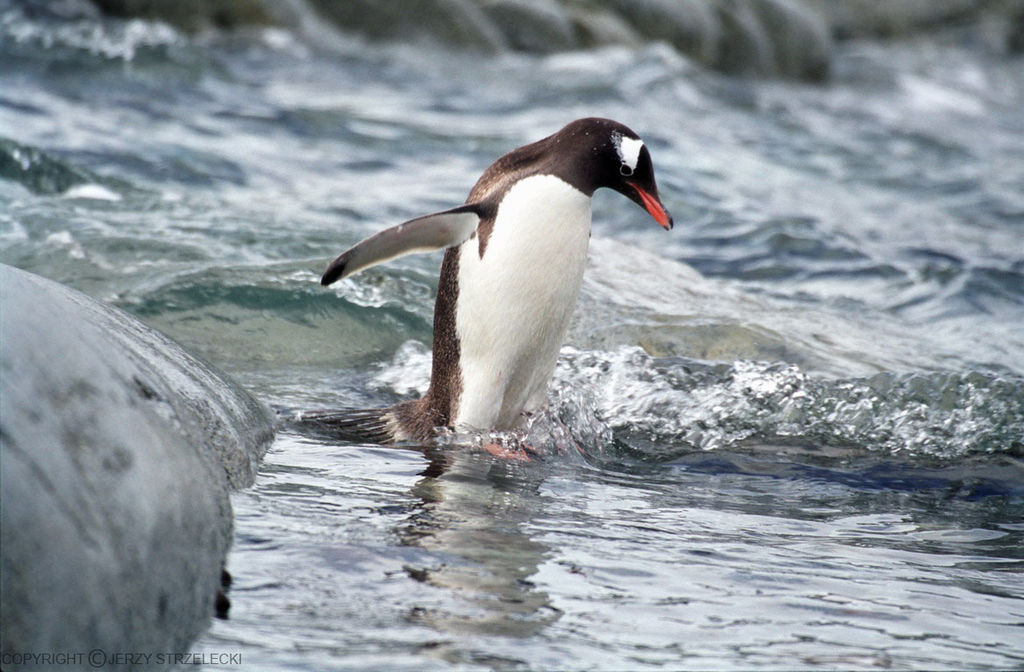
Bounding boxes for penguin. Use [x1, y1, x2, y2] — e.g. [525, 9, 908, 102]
[311, 117, 672, 444]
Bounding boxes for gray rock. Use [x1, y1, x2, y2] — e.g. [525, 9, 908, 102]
[82, 0, 1020, 81]
[0, 264, 275, 668]
[714, 0, 775, 77]
[605, 0, 722, 65]
[313, 0, 508, 52]
[981, 0, 1024, 54]
[803, 0, 980, 40]
[89, 0, 280, 31]
[753, 0, 831, 81]
[482, 0, 580, 53]
[568, 6, 643, 48]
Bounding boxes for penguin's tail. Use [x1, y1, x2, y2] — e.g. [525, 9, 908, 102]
[291, 407, 395, 444]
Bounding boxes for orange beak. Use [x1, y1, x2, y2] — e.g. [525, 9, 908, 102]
[628, 182, 673, 230]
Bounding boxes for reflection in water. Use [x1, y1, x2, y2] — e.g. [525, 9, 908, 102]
[396, 449, 561, 641]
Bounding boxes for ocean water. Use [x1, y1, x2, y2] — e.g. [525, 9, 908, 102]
[2, 2, 1023, 669]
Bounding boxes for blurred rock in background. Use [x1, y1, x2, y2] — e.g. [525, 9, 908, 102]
[84, 0, 1024, 81]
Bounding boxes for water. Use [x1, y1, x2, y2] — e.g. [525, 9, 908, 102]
[2, 2, 1023, 669]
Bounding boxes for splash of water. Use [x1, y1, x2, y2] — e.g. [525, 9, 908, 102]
[547, 346, 1024, 460]
[1, 2, 183, 61]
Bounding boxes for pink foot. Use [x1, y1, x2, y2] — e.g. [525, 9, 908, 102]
[481, 442, 532, 461]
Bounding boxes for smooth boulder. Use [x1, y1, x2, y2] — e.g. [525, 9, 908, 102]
[0, 264, 275, 668]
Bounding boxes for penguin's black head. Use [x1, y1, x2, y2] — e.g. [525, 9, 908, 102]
[552, 118, 673, 230]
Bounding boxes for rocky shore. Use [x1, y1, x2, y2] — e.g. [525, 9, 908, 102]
[85, 0, 1024, 80]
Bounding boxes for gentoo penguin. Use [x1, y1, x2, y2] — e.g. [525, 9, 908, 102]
[315, 117, 672, 443]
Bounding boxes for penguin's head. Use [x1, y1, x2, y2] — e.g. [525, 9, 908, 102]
[607, 127, 673, 230]
[554, 118, 673, 230]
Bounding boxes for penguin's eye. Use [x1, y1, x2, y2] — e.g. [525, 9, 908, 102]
[613, 134, 644, 178]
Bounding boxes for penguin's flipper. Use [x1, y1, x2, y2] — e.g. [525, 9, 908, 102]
[321, 204, 483, 286]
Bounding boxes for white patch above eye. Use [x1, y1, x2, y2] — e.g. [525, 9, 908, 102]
[614, 133, 644, 172]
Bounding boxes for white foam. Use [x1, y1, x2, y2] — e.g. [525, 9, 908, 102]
[45, 230, 86, 259]
[373, 340, 431, 396]
[63, 184, 121, 201]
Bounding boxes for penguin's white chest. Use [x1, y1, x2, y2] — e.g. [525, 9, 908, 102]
[454, 174, 592, 430]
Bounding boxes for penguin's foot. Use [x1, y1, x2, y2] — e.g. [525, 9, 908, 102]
[481, 442, 530, 461]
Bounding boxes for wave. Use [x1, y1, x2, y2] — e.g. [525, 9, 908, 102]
[540, 346, 1024, 461]
[348, 341, 1024, 468]
[0, 138, 97, 195]
[114, 242, 1022, 463]
[1, 0, 184, 62]
[112, 264, 435, 371]
[357, 334, 1023, 463]
[577, 238, 1024, 377]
